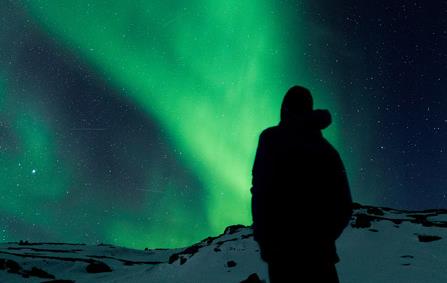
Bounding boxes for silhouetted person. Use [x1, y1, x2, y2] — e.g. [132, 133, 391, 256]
[251, 86, 352, 282]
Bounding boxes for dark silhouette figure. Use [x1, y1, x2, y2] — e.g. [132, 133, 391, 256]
[251, 86, 353, 282]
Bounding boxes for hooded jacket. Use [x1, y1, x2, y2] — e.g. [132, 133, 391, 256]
[251, 109, 353, 263]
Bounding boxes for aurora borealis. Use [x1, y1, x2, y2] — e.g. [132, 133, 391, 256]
[1, 1, 446, 248]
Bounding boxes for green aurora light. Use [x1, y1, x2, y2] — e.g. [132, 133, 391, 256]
[2, 0, 343, 248]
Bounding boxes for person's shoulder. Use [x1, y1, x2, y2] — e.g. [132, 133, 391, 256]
[320, 137, 343, 157]
[259, 126, 281, 139]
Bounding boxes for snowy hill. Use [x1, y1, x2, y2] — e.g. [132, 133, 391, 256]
[1, 203, 446, 283]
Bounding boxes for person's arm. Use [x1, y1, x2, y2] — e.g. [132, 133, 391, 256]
[251, 131, 271, 244]
[331, 151, 353, 239]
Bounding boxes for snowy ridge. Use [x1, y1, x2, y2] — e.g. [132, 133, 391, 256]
[1, 203, 447, 283]
[338, 203, 447, 283]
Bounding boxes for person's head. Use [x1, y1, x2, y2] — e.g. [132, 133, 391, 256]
[280, 85, 313, 121]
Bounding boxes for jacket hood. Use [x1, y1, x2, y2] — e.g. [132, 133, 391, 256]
[279, 109, 332, 130]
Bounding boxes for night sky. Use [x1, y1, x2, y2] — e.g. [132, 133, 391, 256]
[1, 0, 446, 248]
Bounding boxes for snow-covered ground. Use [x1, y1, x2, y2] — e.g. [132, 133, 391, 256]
[1, 203, 446, 283]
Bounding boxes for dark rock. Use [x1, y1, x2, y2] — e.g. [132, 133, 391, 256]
[169, 243, 202, 264]
[8, 247, 81, 253]
[417, 235, 442, 243]
[240, 273, 263, 283]
[5, 259, 21, 273]
[401, 255, 414, 258]
[41, 280, 75, 283]
[179, 256, 187, 265]
[182, 245, 200, 256]
[351, 214, 372, 228]
[224, 225, 246, 235]
[168, 253, 179, 264]
[226, 260, 237, 268]
[85, 261, 112, 273]
[13, 242, 86, 246]
[203, 236, 218, 245]
[214, 247, 222, 252]
[367, 207, 384, 216]
[408, 214, 427, 222]
[420, 221, 435, 227]
[215, 238, 238, 246]
[368, 229, 379, 232]
[25, 267, 55, 279]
